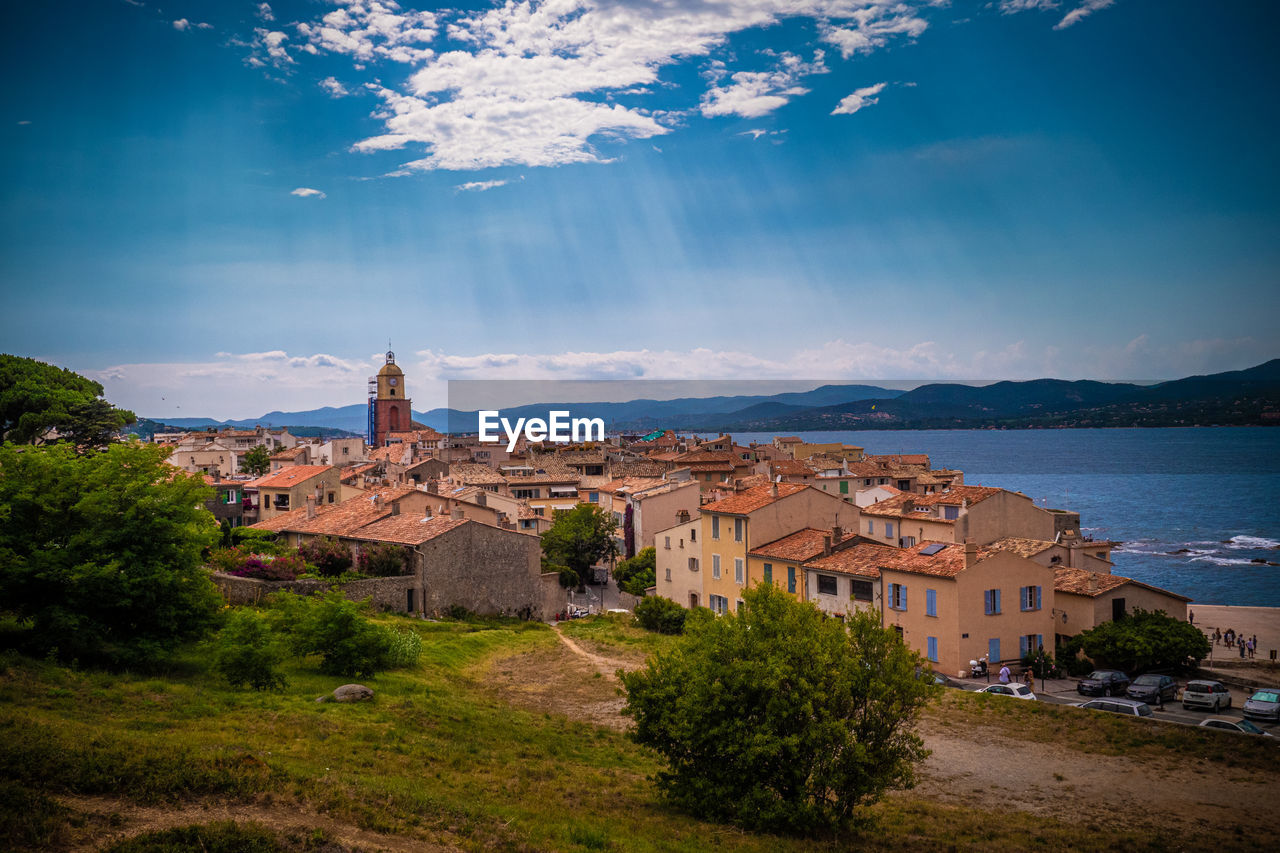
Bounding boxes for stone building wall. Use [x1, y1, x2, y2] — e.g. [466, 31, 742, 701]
[414, 522, 543, 619]
[211, 572, 416, 612]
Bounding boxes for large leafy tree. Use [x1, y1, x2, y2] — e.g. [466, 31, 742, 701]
[0, 441, 223, 667]
[0, 354, 136, 448]
[621, 584, 938, 835]
[1077, 608, 1210, 673]
[541, 503, 618, 589]
[239, 444, 272, 477]
[613, 546, 656, 595]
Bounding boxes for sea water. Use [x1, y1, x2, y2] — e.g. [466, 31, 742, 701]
[727, 427, 1280, 606]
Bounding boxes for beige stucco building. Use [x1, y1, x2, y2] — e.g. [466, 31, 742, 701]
[654, 517, 703, 609]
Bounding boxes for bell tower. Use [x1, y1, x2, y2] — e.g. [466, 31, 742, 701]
[368, 350, 411, 448]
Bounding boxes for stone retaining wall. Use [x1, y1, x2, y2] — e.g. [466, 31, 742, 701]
[211, 572, 416, 612]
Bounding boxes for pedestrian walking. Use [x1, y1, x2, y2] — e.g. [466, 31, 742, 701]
[1213, 627, 1221, 645]
[1252, 634, 1258, 659]
[1247, 637, 1256, 659]
[1239, 638, 1246, 659]
[1189, 610, 1195, 626]
[999, 663, 1011, 684]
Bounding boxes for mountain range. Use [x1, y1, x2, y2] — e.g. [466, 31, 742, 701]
[142, 360, 1280, 435]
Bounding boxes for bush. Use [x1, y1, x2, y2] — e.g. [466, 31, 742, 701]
[1077, 608, 1210, 673]
[229, 528, 288, 556]
[621, 584, 937, 835]
[210, 611, 287, 691]
[208, 547, 304, 581]
[614, 547, 656, 596]
[634, 596, 686, 634]
[298, 537, 353, 578]
[356, 542, 411, 577]
[269, 591, 410, 677]
[385, 628, 422, 669]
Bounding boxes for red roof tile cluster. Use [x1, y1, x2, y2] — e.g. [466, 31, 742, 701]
[860, 485, 1003, 519]
[246, 465, 335, 490]
[252, 486, 420, 535]
[988, 537, 1056, 558]
[350, 514, 467, 546]
[748, 528, 832, 562]
[873, 541, 997, 578]
[866, 453, 930, 467]
[803, 541, 904, 578]
[700, 483, 810, 515]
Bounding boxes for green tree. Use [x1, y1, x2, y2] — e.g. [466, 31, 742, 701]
[633, 595, 686, 634]
[211, 610, 287, 691]
[298, 536, 353, 577]
[356, 542, 411, 577]
[269, 591, 410, 677]
[0, 441, 223, 667]
[614, 546, 656, 595]
[238, 445, 272, 477]
[540, 503, 618, 589]
[1077, 608, 1210, 673]
[621, 584, 937, 835]
[0, 354, 136, 448]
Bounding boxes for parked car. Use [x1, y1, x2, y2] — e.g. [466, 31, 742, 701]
[975, 683, 1037, 700]
[1198, 717, 1274, 736]
[1076, 697, 1154, 717]
[1182, 680, 1233, 712]
[1242, 689, 1280, 724]
[1077, 670, 1131, 697]
[1126, 674, 1178, 705]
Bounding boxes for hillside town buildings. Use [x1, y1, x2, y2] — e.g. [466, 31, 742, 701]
[156, 356, 1193, 668]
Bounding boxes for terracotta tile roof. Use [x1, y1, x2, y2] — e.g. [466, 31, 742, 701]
[351, 514, 467, 546]
[685, 460, 733, 472]
[866, 453, 930, 466]
[340, 462, 378, 483]
[1053, 567, 1190, 601]
[734, 473, 770, 490]
[771, 459, 815, 477]
[387, 428, 444, 443]
[775, 436, 802, 444]
[677, 450, 735, 464]
[700, 483, 810, 515]
[803, 541, 904, 579]
[749, 528, 832, 562]
[450, 462, 507, 485]
[989, 537, 1057, 558]
[873, 541, 997, 578]
[270, 446, 309, 461]
[251, 486, 420, 536]
[860, 485, 1003, 519]
[245, 465, 335, 490]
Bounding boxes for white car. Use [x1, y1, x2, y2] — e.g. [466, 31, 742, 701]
[974, 683, 1037, 700]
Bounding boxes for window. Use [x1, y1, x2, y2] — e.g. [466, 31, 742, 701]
[665, 568, 672, 582]
[944, 505, 959, 520]
[734, 557, 744, 585]
[678, 538, 683, 549]
[1020, 585, 1042, 611]
[852, 579, 873, 601]
[817, 575, 838, 596]
[588, 492, 599, 502]
[343, 446, 349, 455]
[327, 492, 335, 503]
[926, 588, 937, 617]
[712, 516, 720, 540]
[839, 480, 849, 494]
[866, 520, 874, 534]
[709, 594, 729, 615]
[690, 528, 696, 542]
[898, 480, 911, 491]
[787, 565, 796, 594]
[688, 557, 699, 572]
[736, 599, 744, 613]
[902, 536, 916, 548]
[885, 522, 895, 539]
[763, 563, 773, 584]
[984, 588, 1002, 615]
[927, 636, 938, 663]
[1019, 634, 1044, 658]
[988, 638, 1001, 663]
[712, 554, 721, 579]
[888, 583, 907, 611]
[664, 536, 671, 549]
[734, 518, 744, 542]
[513, 488, 539, 500]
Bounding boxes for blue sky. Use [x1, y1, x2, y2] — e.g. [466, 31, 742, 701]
[2, 0, 1277, 419]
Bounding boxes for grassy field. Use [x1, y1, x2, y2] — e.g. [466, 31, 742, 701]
[2, 612, 1274, 852]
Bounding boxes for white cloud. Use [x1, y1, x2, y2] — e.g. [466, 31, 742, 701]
[290, 187, 327, 198]
[1055, 0, 1115, 30]
[296, 0, 438, 64]
[455, 179, 508, 192]
[832, 82, 887, 115]
[999, 0, 1059, 12]
[172, 19, 210, 31]
[700, 51, 827, 119]
[257, 3, 274, 22]
[320, 76, 350, 97]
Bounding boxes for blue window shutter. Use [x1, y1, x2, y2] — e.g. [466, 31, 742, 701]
[984, 589, 992, 615]
[1037, 634, 1043, 650]
[926, 589, 936, 617]
[1019, 586, 1028, 611]
[902, 586, 907, 611]
[1020, 635, 1029, 658]
[927, 637, 938, 662]
[989, 638, 1000, 662]
[1035, 586, 1042, 610]
[994, 589, 1002, 613]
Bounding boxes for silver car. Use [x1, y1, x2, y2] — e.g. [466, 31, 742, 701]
[1077, 697, 1154, 717]
[1242, 688, 1280, 723]
[1199, 717, 1274, 737]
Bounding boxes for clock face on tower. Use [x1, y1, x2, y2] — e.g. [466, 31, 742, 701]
[389, 378, 397, 386]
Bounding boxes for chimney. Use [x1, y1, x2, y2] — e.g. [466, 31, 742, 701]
[823, 534, 832, 556]
[211, 465, 221, 482]
[451, 506, 465, 520]
[305, 495, 316, 520]
[769, 482, 778, 498]
[1088, 572, 1099, 595]
[831, 525, 842, 544]
[902, 498, 915, 513]
[391, 501, 401, 517]
[964, 539, 978, 569]
[423, 506, 433, 519]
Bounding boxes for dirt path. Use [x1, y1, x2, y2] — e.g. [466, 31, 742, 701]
[55, 793, 457, 852]
[492, 632, 1280, 835]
